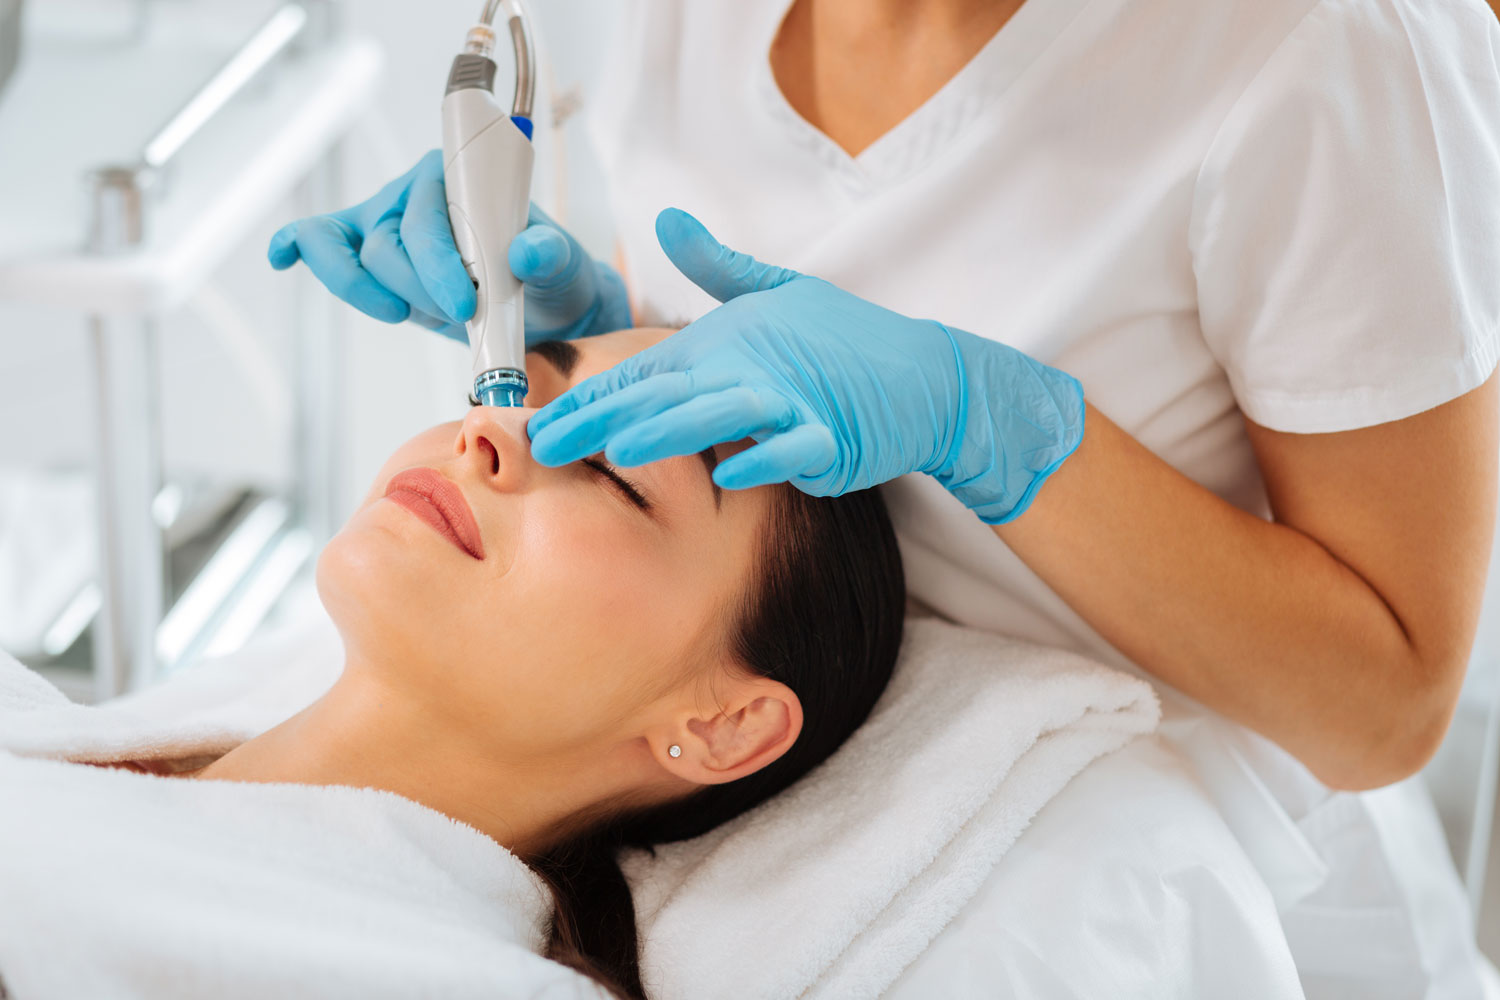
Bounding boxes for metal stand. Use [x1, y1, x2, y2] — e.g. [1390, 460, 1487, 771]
[83, 165, 162, 699]
[294, 141, 347, 544]
[86, 316, 165, 699]
[74, 3, 349, 697]
[293, 4, 346, 545]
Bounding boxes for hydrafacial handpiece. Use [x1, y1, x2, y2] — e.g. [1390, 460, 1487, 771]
[443, 0, 537, 407]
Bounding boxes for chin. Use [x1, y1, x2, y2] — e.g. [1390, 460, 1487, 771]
[315, 510, 448, 664]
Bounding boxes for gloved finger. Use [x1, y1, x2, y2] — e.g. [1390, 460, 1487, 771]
[711, 424, 839, 491]
[401, 151, 477, 324]
[530, 370, 733, 467]
[267, 222, 303, 270]
[509, 224, 579, 287]
[527, 358, 642, 438]
[407, 306, 468, 343]
[604, 386, 798, 468]
[293, 217, 411, 324]
[655, 207, 801, 303]
[360, 215, 459, 326]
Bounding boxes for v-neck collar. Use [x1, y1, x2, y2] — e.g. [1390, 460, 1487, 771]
[752, 0, 1095, 193]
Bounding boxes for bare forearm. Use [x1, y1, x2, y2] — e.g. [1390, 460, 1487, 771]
[994, 401, 1493, 790]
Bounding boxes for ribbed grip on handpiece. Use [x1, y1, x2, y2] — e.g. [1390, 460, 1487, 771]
[446, 54, 498, 96]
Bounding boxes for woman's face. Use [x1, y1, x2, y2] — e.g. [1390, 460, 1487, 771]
[317, 329, 773, 756]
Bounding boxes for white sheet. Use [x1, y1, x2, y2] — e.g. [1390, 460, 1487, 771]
[885, 733, 1305, 999]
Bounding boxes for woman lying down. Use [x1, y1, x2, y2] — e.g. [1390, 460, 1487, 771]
[0, 328, 905, 1000]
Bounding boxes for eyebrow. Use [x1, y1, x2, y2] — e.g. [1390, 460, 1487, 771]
[530, 339, 580, 378]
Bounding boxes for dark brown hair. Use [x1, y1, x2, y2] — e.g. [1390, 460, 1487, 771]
[528, 484, 905, 998]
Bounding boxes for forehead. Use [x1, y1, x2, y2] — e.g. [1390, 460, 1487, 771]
[529, 327, 675, 385]
[577, 327, 676, 377]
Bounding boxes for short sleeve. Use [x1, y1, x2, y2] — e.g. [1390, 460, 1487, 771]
[1189, 0, 1500, 433]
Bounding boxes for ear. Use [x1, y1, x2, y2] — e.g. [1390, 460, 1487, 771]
[653, 675, 804, 786]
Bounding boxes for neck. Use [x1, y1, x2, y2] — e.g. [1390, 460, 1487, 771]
[773, 0, 1027, 158]
[804, 0, 1021, 35]
[195, 658, 635, 857]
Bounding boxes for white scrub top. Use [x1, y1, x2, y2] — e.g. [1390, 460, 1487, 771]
[584, 0, 1500, 996]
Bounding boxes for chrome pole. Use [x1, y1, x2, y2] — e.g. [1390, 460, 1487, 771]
[86, 168, 165, 699]
[294, 140, 348, 543]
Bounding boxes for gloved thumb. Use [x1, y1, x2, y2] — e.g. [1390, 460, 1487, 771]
[656, 208, 800, 303]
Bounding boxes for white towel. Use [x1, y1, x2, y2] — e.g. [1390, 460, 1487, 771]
[1, 612, 1157, 1000]
[624, 617, 1161, 1000]
[1, 609, 343, 765]
[0, 643, 605, 1000]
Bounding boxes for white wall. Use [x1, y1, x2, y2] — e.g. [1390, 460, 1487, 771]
[0, 0, 621, 526]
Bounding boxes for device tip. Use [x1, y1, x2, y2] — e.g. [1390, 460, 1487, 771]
[475, 369, 529, 407]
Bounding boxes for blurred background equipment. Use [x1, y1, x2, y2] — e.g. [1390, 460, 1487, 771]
[0, 0, 618, 703]
[0, 0, 20, 97]
[0, 0, 381, 703]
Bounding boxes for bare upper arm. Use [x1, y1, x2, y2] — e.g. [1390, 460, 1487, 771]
[1243, 372, 1499, 762]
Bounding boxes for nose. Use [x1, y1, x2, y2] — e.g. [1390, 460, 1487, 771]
[455, 406, 536, 492]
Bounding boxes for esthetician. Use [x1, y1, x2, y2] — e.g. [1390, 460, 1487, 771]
[270, 1, 1500, 994]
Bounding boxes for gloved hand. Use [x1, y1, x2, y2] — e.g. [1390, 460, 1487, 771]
[527, 209, 1086, 524]
[267, 149, 631, 345]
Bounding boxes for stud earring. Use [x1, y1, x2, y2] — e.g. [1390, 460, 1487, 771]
[668, 745, 682, 758]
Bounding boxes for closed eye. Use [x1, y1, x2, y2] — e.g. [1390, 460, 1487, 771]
[582, 457, 653, 513]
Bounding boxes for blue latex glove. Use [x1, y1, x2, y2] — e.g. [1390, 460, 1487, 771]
[527, 209, 1086, 524]
[267, 149, 631, 345]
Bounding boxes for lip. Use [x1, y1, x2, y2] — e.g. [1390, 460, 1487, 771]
[383, 468, 486, 561]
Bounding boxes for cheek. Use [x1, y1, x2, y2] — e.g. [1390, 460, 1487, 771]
[475, 500, 722, 740]
[505, 500, 685, 644]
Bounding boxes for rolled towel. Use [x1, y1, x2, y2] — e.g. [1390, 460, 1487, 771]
[0, 611, 342, 764]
